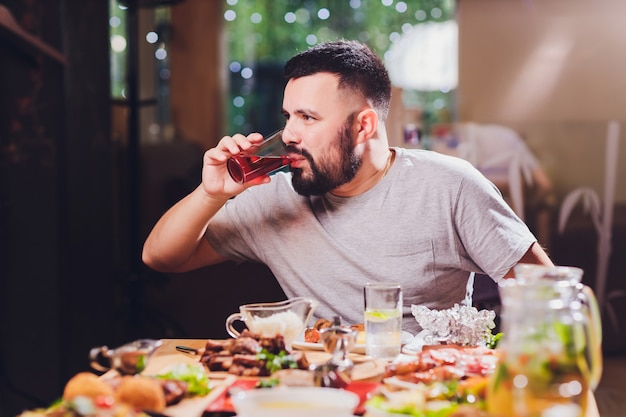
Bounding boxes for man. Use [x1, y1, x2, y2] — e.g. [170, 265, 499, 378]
[142, 40, 552, 333]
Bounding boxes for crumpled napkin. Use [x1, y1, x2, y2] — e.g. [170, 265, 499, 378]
[411, 303, 496, 347]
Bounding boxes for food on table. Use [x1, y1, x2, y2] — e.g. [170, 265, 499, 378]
[115, 375, 167, 412]
[154, 362, 211, 397]
[377, 344, 499, 414]
[303, 317, 333, 343]
[18, 362, 211, 417]
[304, 318, 365, 344]
[365, 387, 459, 416]
[200, 330, 309, 376]
[62, 372, 114, 402]
[304, 327, 322, 343]
[365, 389, 494, 417]
[385, 345, 498, 383]
[17, 397, 151, 417]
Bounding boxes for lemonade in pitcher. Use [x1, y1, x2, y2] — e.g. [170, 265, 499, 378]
[486, 268, 602, 417]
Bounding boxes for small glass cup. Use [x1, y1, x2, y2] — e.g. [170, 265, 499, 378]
[227, 129, 291, 184]
[363, 282, 403, 360]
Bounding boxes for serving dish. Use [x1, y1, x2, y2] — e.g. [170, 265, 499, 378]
[230, 386, 360, 417]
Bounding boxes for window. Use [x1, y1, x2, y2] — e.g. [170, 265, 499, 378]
[224, 0, 457, 138]
[108, 0, 457, 142]
[109, 0, 174, 144]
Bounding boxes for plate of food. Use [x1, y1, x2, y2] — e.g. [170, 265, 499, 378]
[365, 343, 500, 416]
[19, 361, 217, 417]
[291, 318, 365, 352]
[292, 318, 413, 354]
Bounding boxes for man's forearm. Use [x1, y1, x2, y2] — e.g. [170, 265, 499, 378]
[504, 241, 554, 278]
[142, 185, 229, 271]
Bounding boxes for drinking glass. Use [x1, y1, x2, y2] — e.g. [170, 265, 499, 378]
[227, 129, 291, 184]
[364, 282, 403, 360]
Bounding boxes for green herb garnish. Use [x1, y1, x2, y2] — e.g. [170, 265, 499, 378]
[256, 378, 280, 388]
[487, 332, 503, 349]
[256, 348, 299, 374]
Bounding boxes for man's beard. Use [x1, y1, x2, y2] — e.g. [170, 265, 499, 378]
[290, 118, 362, 196]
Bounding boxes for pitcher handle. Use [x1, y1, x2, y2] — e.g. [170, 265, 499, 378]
[225, 312, 243, 338]
[89, 345, 112, 373]
[579, 284, 603, 390]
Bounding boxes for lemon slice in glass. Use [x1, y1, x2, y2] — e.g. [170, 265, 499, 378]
[364, 309, 401, 322]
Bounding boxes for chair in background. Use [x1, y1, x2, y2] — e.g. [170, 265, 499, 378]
[558, 120, 624, 335]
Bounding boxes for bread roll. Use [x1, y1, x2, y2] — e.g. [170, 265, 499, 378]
[115, 376, 166, 412]
[62, 372, 115, 401]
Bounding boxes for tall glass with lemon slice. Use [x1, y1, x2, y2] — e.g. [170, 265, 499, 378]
[364, 283, 403, 360]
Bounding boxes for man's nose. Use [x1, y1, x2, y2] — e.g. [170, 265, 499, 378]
[281, 126, 300, 145]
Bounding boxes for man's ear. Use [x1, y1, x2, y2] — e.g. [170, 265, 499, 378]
[355, 108, 379, 144]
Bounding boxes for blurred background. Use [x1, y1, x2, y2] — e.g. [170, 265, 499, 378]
[1, 0, 625, 416]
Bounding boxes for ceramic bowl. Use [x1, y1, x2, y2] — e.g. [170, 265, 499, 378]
[231, 386, 360, 417]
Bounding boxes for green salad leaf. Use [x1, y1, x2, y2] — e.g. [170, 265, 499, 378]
[156, 363, 212, 396]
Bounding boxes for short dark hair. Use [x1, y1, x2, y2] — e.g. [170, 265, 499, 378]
[284, 40, 392, 121]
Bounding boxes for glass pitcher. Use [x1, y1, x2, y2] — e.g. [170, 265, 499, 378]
[486, 265, 603, 417]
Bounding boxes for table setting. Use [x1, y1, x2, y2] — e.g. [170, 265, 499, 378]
[16, 266, 602, 417]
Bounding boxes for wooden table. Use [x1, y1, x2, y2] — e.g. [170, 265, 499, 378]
[116, 339, 600, 417]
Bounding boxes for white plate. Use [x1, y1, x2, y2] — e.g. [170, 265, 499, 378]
[292, 331, 413, 354]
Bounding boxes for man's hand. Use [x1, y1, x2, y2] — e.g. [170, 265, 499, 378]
[201, 132, 271, 199]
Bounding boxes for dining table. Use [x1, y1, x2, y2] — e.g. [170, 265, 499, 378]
[105, 338, 601, 417]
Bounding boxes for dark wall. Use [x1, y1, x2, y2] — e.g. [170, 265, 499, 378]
[0, 1, 114, 416]
[0, 3, 286, 417]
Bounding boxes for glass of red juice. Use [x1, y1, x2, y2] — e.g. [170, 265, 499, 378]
[227, 129, 291, 184]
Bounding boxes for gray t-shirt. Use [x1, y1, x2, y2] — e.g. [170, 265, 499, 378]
[205, 147, 536, 334]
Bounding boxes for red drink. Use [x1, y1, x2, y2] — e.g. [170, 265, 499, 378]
[227, 154, 292, 184]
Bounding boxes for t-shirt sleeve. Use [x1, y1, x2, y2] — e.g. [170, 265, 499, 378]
[453, 167, 537, 280]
